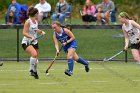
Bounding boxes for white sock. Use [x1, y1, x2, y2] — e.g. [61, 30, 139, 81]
[29, 57, 37, 72]
[34, 59, 38, 72]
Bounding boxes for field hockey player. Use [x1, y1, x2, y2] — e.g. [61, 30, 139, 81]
[118, 12, 140, 65]
[21, 6, 45, 79]
[51, 21, 90, 76]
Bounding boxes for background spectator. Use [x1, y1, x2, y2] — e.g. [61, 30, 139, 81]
[19, 4, 28, 24]
[81, 0, 96, 26]
[5, 0, 21, 24]
[52, 0, 68, 24]
[96, 0, 115, 25]
[35, 0, 51, 24]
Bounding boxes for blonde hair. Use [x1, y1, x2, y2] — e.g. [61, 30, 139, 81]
[119, 12, 138, 22]
[52, 21, 61, 26]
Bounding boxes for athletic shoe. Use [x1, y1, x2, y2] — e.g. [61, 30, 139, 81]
[34, 72, 39, 79]
[64, 69, 73, 76]
[29, 69, 35, 76]
[29, 70, 39, 79]
[85, 65, 89, 72]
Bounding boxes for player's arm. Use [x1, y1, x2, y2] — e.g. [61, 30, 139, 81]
[53, 33, 59, 53]
[22, 20, 33, 39]
[64, 28, 75, 44]
[36, 29, 46, 35]
[122, 29, 129, 50]
[131, 20, 140, 30]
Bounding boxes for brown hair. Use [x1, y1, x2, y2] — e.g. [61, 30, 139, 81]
[27, 6, 38, 17]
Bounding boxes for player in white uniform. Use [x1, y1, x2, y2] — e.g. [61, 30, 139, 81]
[21, 6, 45, 79]
[118, 12, 140, 64]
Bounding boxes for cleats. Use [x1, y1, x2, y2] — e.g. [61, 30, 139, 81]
[64, 69, 73, 76]
[29, 70, 39, 79]
[85, 65, 89, 72]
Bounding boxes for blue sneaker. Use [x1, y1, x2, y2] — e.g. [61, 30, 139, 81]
[85, 65, 89, 72]
[64, 69, 73, 76]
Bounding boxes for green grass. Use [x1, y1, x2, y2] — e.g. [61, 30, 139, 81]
[0, 61, 140, 93]
[0, 28, 133, 60]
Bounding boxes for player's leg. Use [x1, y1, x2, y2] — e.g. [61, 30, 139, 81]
[131, 49, 140, 65]
[25, 45, 38, 79]
[73, 52, 89, 72]
[65, 48, 75, 76]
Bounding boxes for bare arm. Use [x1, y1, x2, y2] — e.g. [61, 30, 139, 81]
[122, 28, 130, 50]
[36, 29, 46, 35]
[53, 33, 59, 53]
[131, 20, 140, 30]
[22, 20, 32, 39]
[63, 28, 75, 44]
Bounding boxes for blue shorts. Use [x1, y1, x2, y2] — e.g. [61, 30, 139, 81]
[63, 41, 77, 52]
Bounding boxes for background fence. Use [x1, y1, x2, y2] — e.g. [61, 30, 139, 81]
[0, 24, 133, 62]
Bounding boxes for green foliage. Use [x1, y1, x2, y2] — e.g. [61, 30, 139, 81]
[0, 0, 140, 18]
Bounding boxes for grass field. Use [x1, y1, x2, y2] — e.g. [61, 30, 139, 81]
[0, 28, 133, 60]
[0, 61, 140, 93]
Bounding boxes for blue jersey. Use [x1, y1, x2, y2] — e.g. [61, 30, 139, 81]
[55, 28, 77, 52]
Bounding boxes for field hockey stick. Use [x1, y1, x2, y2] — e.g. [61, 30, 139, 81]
[29, 34, 44, 44]
[103, 45, 131, 62]
[46, 45, 63, 75]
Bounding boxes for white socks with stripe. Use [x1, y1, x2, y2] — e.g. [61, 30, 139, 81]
[30, 57, 37, 72]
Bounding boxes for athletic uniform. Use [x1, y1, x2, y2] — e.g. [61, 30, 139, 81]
[55, 28, 77, 52]
[122, 20, 140, 49]
[21, 18, 39, 50]
[21, 18, 39, 79]
[55, 27, 89, 76]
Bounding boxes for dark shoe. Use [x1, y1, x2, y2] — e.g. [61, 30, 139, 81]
[29, 69, 35, 76]
[29, 70, 39, 79]
[85, 65, 89, 72]
[64, 69, 73, 76]
[34, 72, 39, 79]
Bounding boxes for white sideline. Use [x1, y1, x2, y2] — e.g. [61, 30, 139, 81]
[0, 84, 15, 86]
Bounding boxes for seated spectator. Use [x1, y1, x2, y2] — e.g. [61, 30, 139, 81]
[5, 0, 21, 24]
[81, 0, 96, 25]
[35, 0, 51, 24]
[19, 4, 28, 24]
[52, 0, 69, 24]
[96, 0, 115, 25]
[7, 10, 14, 25]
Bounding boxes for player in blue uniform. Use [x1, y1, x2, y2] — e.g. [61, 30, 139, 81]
[52, 21, 90, 76]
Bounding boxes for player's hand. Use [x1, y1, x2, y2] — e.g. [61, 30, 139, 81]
[62, 42, 67, 46]
[124, 45, 128, 51]
[41, 31, 46, 35]
[56, 50, 60, 56]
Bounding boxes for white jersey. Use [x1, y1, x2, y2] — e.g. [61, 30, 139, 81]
[21, 18, 38, 45]
[122, 20, 140, 44]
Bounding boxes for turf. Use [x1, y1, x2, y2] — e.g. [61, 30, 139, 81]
[0, 61, 140, 93]
[0, 28, 133, 60]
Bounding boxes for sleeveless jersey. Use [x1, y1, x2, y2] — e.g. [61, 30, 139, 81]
[21, 18, 38, 45]
[55, 28, 77, 52]
[122, 20, 140, 44]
